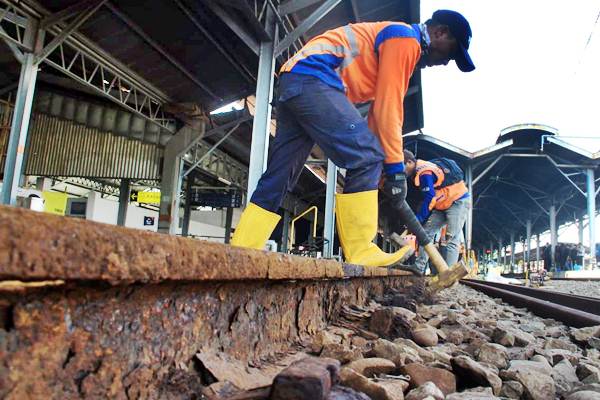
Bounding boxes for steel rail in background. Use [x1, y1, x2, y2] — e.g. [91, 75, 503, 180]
[462, 279, 600, 328]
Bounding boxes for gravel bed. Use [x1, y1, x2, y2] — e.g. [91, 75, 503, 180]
[540, 280, 600, 299]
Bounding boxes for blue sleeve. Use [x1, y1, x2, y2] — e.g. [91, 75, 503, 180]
[416, 174, 435, 222]
[384, 162, 405, 176]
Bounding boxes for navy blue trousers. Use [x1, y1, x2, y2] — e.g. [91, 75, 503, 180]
[251, 73, 385, 212]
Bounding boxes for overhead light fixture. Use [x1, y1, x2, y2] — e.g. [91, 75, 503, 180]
[217, 177, 231, 185]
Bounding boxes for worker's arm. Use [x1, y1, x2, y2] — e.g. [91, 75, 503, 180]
[416, 173, 435, 223]
[368, 35, 420, 175]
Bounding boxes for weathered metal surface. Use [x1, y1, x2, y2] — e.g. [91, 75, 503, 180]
[0, 101, 164, 179]
[463, 279, 600, 315]
[0, 205, 419, 398]
[0, 275, 415, 398]
[26, 113, 163, 180]
[0, 206, 411, 283]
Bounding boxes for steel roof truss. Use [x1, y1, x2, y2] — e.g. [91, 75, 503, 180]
[35, 0, 107, 64]
[275, 0, 342, 56]
[0, 4, 32, 62]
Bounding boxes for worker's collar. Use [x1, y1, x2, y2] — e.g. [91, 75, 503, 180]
[413, 23, 431, 48]
[413, 23, 431, 69]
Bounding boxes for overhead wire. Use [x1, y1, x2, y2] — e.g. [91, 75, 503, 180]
[573, 7, 600, 76]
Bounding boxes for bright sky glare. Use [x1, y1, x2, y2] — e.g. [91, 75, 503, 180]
[420, 0, 600, 153]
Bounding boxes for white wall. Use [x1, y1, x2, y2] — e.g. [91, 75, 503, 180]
[83, 191, 236, 242]
[86, 192, 118, 225]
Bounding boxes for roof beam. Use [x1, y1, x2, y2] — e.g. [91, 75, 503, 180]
[105, 2, 220, 101]
[203, 0, 260, 55]
[0, 26, 27, 62]
[275, 0, 342, 56]
[0, 4, 33, 61]
[173, 0, 255, 83]
[36, 0, 108, 63]
[279, 0, 322, 16]
[40, 0, 103, 29]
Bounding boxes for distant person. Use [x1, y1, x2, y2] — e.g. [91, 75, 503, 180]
[401, 150, 469, 275]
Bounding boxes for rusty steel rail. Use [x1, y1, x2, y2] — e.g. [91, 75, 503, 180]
[551, 277, 600, 281]
[0, 206, 420, 398]
[462, 279, 600, 328]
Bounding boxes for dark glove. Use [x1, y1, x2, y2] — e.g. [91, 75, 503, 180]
[383, 172, 408, 210]
[384, 172, 432, 246]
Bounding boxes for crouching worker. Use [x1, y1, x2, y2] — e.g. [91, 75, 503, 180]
[403, 150, 470, 275]
[231, 10, 475, 268]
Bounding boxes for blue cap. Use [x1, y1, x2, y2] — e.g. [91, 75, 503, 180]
[431, 9, 475, 72]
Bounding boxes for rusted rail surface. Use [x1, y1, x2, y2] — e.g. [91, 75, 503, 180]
[467, 279, 600, 313]
[0, 206, 419, 399]
[0, 206, 409, 283]
[461, 279, 600, 328]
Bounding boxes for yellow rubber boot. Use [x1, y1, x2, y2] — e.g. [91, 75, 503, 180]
[231, 202, 281, 250]
[335, 190, 413, 267]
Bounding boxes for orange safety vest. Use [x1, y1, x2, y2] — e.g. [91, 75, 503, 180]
[413, 160, 468, 211]
[280, 22, 422, 165]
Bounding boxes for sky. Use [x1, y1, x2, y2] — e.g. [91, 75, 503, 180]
[420, 0, 600, 152]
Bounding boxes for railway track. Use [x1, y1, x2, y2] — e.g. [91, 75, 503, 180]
[551, 277, 600, 281]
[0, 206, 420, 397]
[462, 279, 600, 328]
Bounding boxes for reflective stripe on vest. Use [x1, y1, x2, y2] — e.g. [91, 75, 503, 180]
[283, 26, 361, 72]
[414, 160, 444, 187]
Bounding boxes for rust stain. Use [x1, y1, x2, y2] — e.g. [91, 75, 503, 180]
[0, 277, 414, 398]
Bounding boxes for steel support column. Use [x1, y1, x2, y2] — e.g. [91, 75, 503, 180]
[247, 8, 277, 202]
[275, 0, 342, 56]
[586, 168, 597, 264]
[498, 238, 502, 266]
[526, 219, 532, 269]
[182, 172, 195, 237]
[224, 206, 234, 244]
[536, 234, 540, 267]
[465, 163, 473, 250]
[510, 233, 516, 271]
[323, 159, 337, 258]
[578, 214, 585, 247]
[158, 126, 202, 234]
[550, 204, 557, 268]
[117, 178, 130, 226]
[281, 209, 291, 253]
[1, 19, 43, 205]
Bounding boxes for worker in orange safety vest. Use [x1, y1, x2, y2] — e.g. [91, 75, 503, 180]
[403, 150, 470, 275]
[232, 10, 475, 269]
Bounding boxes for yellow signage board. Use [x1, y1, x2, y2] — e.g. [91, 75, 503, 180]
[42, 191, 69, 215]
[137, 191, 161, 204]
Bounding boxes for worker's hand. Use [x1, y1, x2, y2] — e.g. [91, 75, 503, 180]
[383, 172, 407, 210]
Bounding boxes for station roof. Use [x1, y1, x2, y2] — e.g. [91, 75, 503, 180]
[1, 0, 424, 202]
[404, 125, 600, 250]
[1, 0, 422, 124]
